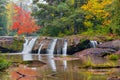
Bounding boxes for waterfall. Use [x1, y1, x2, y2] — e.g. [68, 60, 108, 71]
[90, 40, 98, 48]
[22, 38, 29, 53]
[62, 39, 67, 56]
[38, 42, 44, 60]
[47, 39, 57, 54]
[22, 37, 38, 53]
[46, 38, 57, 71]
[22, 37, 38, 61]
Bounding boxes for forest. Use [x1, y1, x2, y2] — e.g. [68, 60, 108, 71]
[0, 0, 120, 37]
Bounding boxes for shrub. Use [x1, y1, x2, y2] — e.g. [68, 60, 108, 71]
[0, 55, 11, 71]
[108, 54, 119, 61]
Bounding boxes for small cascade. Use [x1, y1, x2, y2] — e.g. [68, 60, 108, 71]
[47, 39, 57, 54]
[90, 40, 98, 48]
[22, 37, 38, 53]
[22, 38, 29, 53]
[22, 37, 38, 61]
[62, 39, 67, 56]
[46, 38, 57, 71]
[38, 42, 44, 60]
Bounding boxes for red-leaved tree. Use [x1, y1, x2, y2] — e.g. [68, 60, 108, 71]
[11, 5, 40, 35]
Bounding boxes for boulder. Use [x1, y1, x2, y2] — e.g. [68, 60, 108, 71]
[98, 40, 120, 50]
[67, 39, 90, 55]
[107, 76, 120, 80]
[115, 50, 120, 55]
[74, 48, 116, 57]
[0, 36, 24, 53]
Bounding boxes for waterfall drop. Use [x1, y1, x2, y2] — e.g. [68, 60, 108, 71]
[47, 39, 57, 54]
[90, 40, 98, 48]
[62, 39, 67, 56]
[22, 37, 38, 61]
[38, 42, 44, 60]
[46, 38, 57, 71]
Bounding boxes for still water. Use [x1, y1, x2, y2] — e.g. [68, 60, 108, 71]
[1, 54, 120, 80]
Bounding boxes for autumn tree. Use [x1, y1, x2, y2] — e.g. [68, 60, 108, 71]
[81, 0, 112, 27]
[11, 5, 40, 35]
[6, 1, 16, 35]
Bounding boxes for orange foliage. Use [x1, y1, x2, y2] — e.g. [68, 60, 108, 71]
[11, 5, 40, 35]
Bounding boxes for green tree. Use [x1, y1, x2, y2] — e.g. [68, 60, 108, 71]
[111, 0, 120, 35]
[0, 0, 7, 35]
[32, 0, 87, 36]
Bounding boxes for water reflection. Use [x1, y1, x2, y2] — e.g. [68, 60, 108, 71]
[46, 54, 57, 71]
[63, 60, 67, 70]
[1, 54, 120, 80]
[10, 65, 39, 80]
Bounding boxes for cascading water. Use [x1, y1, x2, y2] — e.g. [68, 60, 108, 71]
[90, 40, 98, 48]
[46, 39, 57, 71]
[62, 39, 67, 56]
[38, 42, 44, 60]
[47, 39, 57, 54]
[22, 37, 38, 61]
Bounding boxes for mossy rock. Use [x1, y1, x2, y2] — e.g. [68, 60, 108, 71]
[0, 37, 24, 52]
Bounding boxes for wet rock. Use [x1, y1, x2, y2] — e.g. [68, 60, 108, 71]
[74, 48, 116, 57]
[115, 50, 120, 54]
[107, 76, 120, 80]
[0, 36, 24, 53]
[0, 46, 16, 53]
[98, 40, 120, 50]
[67, 39, 90, 55]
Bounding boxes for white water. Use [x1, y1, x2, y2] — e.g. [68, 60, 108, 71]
[38, 42, 44, 60]
[22, 37, 38, 61]
[62, 39, 67, 56]
[47, 39, 57, 54]
[46, 39, 57, 71]
[90, 40, 98, 48]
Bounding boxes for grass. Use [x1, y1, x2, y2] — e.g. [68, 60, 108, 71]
[108, 54, 119, 61]
[82, 56, 118, 69]
[0, 55, 11, 71]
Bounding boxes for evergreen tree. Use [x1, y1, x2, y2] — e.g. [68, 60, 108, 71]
[32, 0, 87, 36]
[111, 0, 120, 35]
[0, 0, 7, 35]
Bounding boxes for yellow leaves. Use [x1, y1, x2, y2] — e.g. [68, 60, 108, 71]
[84, 21, 93, 27]
[81, 0, 112, 19]
[82, 0, 112, 27]
[85, 15, 93, 19]
[101, 0, 112, 7]
[6, 2, 16, 30]
[67, 0, 74, 6]
[103, 20, 111, 26]
[51, 13, 54, 17]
